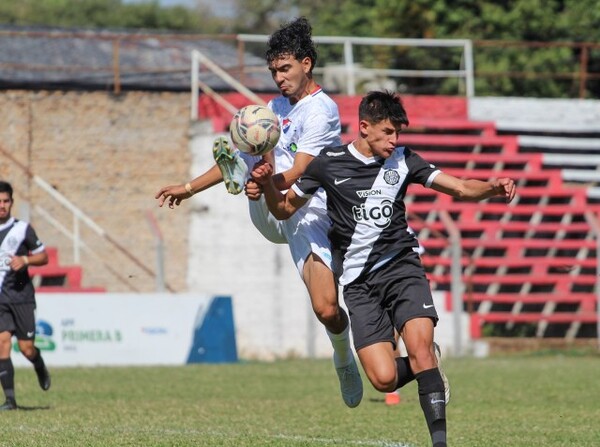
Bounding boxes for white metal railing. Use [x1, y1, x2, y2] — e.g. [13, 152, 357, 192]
[237, 34, 475, 97]
[0, 143, 171, 292]
[190, 49, 266, 121]
[33, 176, 104, 264]
[439, 210, 465, 356]
[191, 36, 475, 121]
[29, 176, 171, 292]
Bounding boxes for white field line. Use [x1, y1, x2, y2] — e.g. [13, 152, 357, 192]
[8, 425, 415, 446]
[273, 434, 415, 446]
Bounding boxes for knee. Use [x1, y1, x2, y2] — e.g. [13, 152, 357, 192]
[0, 334, 11, 357]
[311, 296, 339, 324]
[313, 304, 338, 324]
[18, 341, 36, 359]
[366, 368, 397, 393]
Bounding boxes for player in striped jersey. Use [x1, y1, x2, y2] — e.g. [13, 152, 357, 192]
[252, 90, 516, 447]
[0, 181, 51, 411]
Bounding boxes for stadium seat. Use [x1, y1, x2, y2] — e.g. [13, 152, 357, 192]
[198, 94, 599, 341]
[29, 247, 106, 293]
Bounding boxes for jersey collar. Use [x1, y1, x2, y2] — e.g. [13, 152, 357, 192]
[0, 217, 15, 232]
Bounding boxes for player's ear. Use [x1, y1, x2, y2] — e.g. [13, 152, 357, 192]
[301, 56, 312, 74]
[358, 119, 371, 137]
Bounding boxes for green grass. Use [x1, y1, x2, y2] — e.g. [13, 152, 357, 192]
[2, 354, 600, 446]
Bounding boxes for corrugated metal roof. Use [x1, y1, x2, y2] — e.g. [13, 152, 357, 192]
[0, 25, 276, 92]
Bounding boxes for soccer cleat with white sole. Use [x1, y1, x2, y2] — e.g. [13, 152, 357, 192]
[212, 136, 247, 195]
[335, 356, 363, 408]
[434, 342, 450, 405]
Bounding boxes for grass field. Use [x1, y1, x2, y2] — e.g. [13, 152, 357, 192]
[2, 353, 599, 446]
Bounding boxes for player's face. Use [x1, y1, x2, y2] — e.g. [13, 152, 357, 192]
[361, 119, 401, 158]
[0, 192, 13, 223]
[268, 55, 313, 104]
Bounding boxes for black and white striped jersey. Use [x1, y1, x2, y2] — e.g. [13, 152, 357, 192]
[0, 217, 45, 303]
[292, 143, 441, 285]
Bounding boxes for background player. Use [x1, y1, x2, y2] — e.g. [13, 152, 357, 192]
[0, 181, 51, 411]
[251, 90, 516, 446]
[155, 17, 363, 408]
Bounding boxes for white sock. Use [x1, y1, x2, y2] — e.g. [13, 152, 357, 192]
[327, 325, 353, 368]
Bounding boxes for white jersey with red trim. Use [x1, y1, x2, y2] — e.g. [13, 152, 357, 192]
[268, 87, 342, 211]
[237, 87, 342, 275]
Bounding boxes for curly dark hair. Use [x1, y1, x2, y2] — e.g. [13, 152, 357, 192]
[266, 17, 317, 72]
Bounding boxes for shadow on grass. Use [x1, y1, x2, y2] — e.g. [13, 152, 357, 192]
[16, 404, 51, 411]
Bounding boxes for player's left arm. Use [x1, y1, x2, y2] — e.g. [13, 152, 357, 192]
[10, 226, 49, 271]
[430, 172, 516, 202]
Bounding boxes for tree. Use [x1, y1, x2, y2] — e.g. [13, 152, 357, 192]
[1, 0, 598, 97]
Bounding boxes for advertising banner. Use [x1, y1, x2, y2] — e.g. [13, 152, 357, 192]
[12, 294, 238, 367]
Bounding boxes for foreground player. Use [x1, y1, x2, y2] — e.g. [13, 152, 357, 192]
[252, 90, 516, 446]
[155, 17, 363, 407]
[0, 181, 51, 411]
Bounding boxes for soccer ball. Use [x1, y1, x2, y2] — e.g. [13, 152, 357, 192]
[229, 105, 281, 156]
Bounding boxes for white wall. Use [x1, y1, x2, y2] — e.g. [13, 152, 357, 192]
[469, 97, 600, 132]
[14, 293, 220, 367]
[185, 122, 332, 360]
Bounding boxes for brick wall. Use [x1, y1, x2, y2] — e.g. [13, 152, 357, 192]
[0, 90, 191, 292]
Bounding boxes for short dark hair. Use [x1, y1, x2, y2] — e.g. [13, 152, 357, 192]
[266, 17, 317, 72]
[0, 181, 13, 199]
[359, 90, 410, 129]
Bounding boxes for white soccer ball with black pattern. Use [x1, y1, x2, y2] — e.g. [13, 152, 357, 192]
[229, 105, 281, 156]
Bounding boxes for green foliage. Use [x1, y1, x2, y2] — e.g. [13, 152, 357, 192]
[293, 0, 600, 97]
[0, 0, 215, 31]
[1, 0, 599, 97]
[3, 357, 600, 446]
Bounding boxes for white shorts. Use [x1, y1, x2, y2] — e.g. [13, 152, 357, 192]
[239, 150, 333, 278]
[247, 196, 333, 278]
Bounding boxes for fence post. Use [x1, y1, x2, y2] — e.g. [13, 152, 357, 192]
[584, 211, 600, 352]
[146, 210, 165, 293]
[440, 210, 464, 356]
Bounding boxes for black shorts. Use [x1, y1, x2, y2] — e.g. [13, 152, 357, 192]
[342, 248, 438, 351]
[0, 302, 37, 340]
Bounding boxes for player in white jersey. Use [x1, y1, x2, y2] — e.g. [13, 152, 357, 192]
[237, 88, 340, 272]
[155, 17, 363, 408]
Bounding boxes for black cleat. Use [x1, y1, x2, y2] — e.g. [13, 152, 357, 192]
[0, 399, 17, 411]
[35, 366, 51, 391]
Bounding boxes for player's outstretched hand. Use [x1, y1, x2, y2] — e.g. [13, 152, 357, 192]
[155, 184, 189, 209]
[244, 179, 262, 201]
[250, 160, 273, 185]
[495, 178, 516, 203]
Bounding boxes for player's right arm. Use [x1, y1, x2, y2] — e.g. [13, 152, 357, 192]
[155, 164, 223, 209]
[270, 109, 339, 191]
[251, 160, 308, 220]
[271, 152, 315, 191]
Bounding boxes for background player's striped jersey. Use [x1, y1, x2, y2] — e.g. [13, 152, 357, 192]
[0, 218, 45, 303]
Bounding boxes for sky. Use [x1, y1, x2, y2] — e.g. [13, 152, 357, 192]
[125, 0, 197, 6]
[123, 0, 237, 17]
